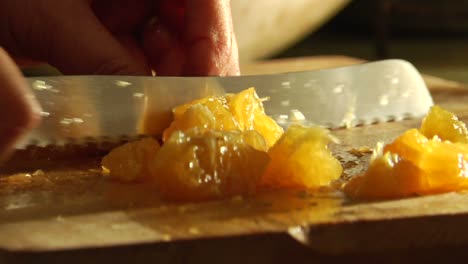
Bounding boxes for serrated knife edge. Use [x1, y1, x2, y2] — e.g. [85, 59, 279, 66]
[17, 59, 433, 149]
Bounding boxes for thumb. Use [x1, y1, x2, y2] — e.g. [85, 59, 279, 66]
[0, 48, 41, 162]
[1, 0, 149, 75]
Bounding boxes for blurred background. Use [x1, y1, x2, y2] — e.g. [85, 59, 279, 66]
[232, 0, 468, 83]
[25, 0, 468, 84]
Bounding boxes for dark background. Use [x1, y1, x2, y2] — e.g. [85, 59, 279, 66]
[275, 0, 468, 83]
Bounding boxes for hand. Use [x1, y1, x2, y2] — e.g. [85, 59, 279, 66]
[0, 0, 239, 76]
[0, 48, 41, 162]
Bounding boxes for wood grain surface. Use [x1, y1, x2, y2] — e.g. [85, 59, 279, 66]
[1, 56, 467, 257]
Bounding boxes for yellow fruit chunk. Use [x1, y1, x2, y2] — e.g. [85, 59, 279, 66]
[242, 130, 269, 152]
[420, 105, 468, 143]
[162, 88, 283, 147]
[150, 130, 270, 202]
[344, 129, 468, 200]
[228, 88, 283, 146]
[172, 95, 229, 120]
[260, 125, 342, 189]
[345, 106, 468, 200]
[138, 83, 224, 136]
[163, 98, 239, 142]
[163, 103, 232, 141]
[101, 138, 161, 182]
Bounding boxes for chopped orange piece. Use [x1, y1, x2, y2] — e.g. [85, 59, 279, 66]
[344, 129, 468, 199]
[149, 130, 270, 202]
[162, 88, 283, 147]
[105, 87, 347, 202]
[101, 138, 161, 182]
[138, 84, 224, 136]
[345, 105, 468, 200]
[343, 151, 422, 199]
[162, 103, 237, 141]
[420, 105, 468, 143]
[228, 88, 283, 146]
[260, 125, 342, 189]
[241, 130, 269, 152]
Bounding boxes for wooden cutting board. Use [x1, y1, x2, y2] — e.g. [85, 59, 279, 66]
[1, 56, 467, 256]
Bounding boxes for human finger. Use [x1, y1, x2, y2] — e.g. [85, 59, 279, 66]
[142, 18, 185, 76]
[0, 0, 150, 75]
[91, 0, 154, 33]
[143, 0, 240, 76]
[0, 48, 42, 162]
[183, 0, 240, 76]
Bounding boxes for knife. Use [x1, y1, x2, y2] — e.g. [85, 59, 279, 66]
[16, 59, 433, 149]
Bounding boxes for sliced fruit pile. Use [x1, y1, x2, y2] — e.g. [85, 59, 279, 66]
[344, 105, 468, 200]
[102, 88, 342, 201]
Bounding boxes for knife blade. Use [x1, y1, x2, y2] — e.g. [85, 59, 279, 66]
[16, 59, 433, 149]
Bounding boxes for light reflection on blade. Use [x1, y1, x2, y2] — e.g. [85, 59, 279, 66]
[18, 59, 433, 149]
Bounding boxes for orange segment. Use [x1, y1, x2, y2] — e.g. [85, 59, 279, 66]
[228, 88, 283, 146]
[345, 128, 468, 200]
[242, 130, 269, 152]
[101, 138, 161, 182]
[260, 125, 342, 189]
[345, 106, 468, 200]
[162, 87, 283, 148]
[149, 130, 270, 202]
[420, 105, 468, 143]
[162, 103, 233, 141]
[343, 150, 423, 199]
[138, 83, 224, 136]
[227, 88, 258, 130]
[253, 113, 284, 147]
[386, 129, 468, 194]
[163, 98, 239, 142]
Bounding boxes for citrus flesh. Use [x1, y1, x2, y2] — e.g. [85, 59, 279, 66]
[227, 88, 283, 146]
[260, 125, 342, 189]
[102, 88, 344, 202]
[150, 130, 270, 202]
[101, 138, 161, 182]
[420, 105, 468, 143]
[345, 106, 468, 200]
[163, 87, 283, 148]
